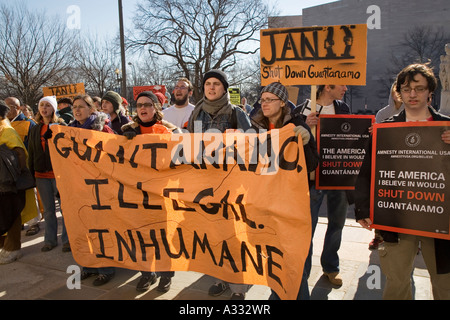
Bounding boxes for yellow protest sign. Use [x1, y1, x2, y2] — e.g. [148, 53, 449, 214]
[228, 87, 241, 106]
[47, 125, 312, 300]
[42, 83, 85, 100]
[260, 24, 367, 86]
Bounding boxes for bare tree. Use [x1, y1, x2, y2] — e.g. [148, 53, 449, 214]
[73, 33, 121, 97]
[0, 3, 78, 106]
[129, 0, 275, 101]
[381, 26, 450, 106]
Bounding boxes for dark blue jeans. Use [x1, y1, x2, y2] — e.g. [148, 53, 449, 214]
[304, 186, 348, 276]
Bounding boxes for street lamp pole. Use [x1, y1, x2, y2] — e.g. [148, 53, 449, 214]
[118, 0, 127, 98]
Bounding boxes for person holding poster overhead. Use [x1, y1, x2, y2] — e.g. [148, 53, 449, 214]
[355, 63, 450, 299]
[251, 82, 319, 299]
[294, 85, 351, 287]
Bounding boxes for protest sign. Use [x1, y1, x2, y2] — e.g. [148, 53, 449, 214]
[42, 83, 85, 100]
[47, 125, 312, 299]
[370, 122, 450, 240]
[228, 87, 241, 106]
[133, 85, 166, 100]
[316, 115, 374, 190]
[260, 24, 367, 86]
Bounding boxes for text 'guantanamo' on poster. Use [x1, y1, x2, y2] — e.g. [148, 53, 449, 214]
[47, 124, 312, 300]
[260, 24, 367, 86]
[371, 122, 450, 240]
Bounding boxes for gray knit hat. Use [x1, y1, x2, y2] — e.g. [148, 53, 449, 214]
[261, 82, 289, 104]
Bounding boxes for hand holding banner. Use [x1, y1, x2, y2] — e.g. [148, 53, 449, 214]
[48, 125, 312, 299]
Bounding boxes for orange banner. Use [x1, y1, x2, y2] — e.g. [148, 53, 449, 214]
[47, 125, 311, 299]
[260, 24, 367, 86]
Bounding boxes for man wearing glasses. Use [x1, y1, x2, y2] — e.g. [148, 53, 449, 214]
[163, 78, 195, 129]
[355, 63, 450, 299]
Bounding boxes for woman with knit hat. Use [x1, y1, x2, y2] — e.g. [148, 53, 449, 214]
[121, 91, 179, 292]
[101, 90, 130, 135]
[27, 96, 69, 252]
[251, 82, 319, 300]
[251, 82, 318, 172]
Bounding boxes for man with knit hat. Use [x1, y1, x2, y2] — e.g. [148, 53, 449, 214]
[101, 91, 130, 134]
[187, 69, 251, 299]
[187, 69, 250, 133]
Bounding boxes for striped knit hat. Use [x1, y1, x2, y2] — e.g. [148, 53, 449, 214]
[261, 82, 288, 104]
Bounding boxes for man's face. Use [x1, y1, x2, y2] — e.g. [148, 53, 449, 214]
[329, 85, 347, 101]
[399, 74, 431, 110]
[173, 80, 192, 106]
[5, 97, 20, 120]
[204, 77, 226, 101]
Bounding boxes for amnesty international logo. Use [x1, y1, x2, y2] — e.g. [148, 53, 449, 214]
[405, 132, 421, 148]
[340, 122, 351, 133]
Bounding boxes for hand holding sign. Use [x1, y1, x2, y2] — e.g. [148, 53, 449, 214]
[442, 129, 450, 144]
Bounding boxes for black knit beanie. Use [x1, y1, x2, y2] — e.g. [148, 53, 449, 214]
[136, 91, 159, 105]
[202, 69, 229, 91]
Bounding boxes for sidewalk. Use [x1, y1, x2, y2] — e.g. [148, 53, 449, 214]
[0, 205, 432, 300]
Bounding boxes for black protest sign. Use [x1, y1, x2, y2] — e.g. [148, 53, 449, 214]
[316, 115, 374, 190]
[370, 122, 450, 240]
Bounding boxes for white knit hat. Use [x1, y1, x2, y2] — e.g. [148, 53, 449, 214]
[39, 96, 58, 114]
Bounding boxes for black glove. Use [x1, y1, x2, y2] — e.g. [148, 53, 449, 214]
[123, 130, 137, 140]
[43, 126, 53, 140]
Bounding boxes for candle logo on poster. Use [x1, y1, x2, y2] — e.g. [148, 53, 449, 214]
[405, 132, 421, 148]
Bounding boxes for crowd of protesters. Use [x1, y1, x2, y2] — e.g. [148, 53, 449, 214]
[1, 63, 449, 300]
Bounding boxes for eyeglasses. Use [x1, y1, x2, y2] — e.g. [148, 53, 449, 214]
[259, 98, 280, 104]
[400, 86, 428, 94]
[136, 103, 154, 108]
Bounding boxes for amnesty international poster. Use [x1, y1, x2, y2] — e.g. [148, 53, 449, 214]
[371, 122, 450, 240]
[316, 115, 374, 190]
[47, 125, 312, 299]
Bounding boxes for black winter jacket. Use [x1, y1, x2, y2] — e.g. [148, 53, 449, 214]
[27, 120, 66, 177]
